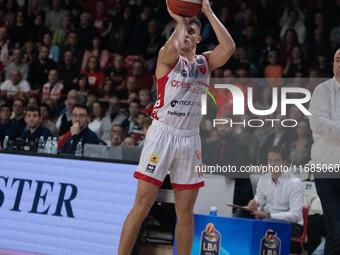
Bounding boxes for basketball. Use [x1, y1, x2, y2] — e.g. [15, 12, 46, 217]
[167, 0, 202, 17]
[206, 223, 215, 235]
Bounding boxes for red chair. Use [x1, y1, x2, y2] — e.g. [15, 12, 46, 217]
[291, 205, 310, 254]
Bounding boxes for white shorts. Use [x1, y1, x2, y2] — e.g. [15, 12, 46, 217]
[134, 119, 204, 190]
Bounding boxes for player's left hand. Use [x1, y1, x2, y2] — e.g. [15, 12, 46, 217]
[251, 210, 267, 220]
[201, 0, 212, 14]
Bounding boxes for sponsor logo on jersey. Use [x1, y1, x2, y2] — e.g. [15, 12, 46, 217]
[181, 69, 188, 77]
[170, 100, 202, 108]
[260, 229, 281, 255]
[188, 69, 199, 78]
[195, 150, 202, 160]
[146, 164, 156, 174]
[196, 58, 204, 64]
[150, 154, 159, 164]
[167, 110, 185, 117]
[200, 223, 221, 255]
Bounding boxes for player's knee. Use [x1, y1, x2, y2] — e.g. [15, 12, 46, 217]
[132, 199, 154, 219]
[175, 207, 194, 221]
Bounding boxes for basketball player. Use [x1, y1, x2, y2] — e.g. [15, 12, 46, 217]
[118, 0, 235, 254]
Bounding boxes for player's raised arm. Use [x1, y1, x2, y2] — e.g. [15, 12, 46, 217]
[156, 8, 190, 79]
[201, 0, 235, 71]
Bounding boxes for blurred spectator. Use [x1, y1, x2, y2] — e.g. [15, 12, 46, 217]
[259, 33, 279, 70]
[307, 28, 332, 62]
[55, 92, 77, 137]
[108, 124, 124, 147]
[232, 8, 261, 42]
[259, 114, 297, 164]
[124, 59, 154, 90]
[81, 36, 109, 70]
[8, 11, 27, 48]
[237, 113, 259, 165]
[304, 67, 321, 93]
[289, 119, 313, 165]
[29, 13, 49, 44]
[101, 95, 126, 142]
[61, 104, 99, 154]
[283, 46, 306, 77]
[86, 90, 99, 108]
[52, 14, 74, 46]
[279, 28, 300, 65]
[1, 69, 31, 98]
[138, 115, 152, 147]
[20, 106, 52, 145]
[88, 101, 105, 138]
[0, 26, 9, 66]
[75, 74, 89, 96]
[3, 0, 18, 27]
[42, 69, 64, 101]
[27, 95, 39, 107]
[253, 85, 272, 110]
[59, 50, 79, 93]
[81, 56, 105, 90]
[280, 9, 306, 45]
[27, 0, 44, 22]
[264, 51, 282, 80]
[122, 99, 140, 135]
[288, 105, 304, 122]
[105, 54, 126, 89]
[28, 45, 58, 90]
[92, 1, 112, 44]
[0, 103, 12, 136]
[122, 136, 136, 146]
[139, 89, 153, 115]
[206, 127, 219, 143]
[279, 0, 305, 27]
[77, 12, 95, 50]
[22, 40, 36, 65]
[59, 31, 84, 71]
[45, 0, 69, 32]
[314, 52, 332, 77]
[100, 77, 113, 101]
[42, 97, 57, 121]
[117, 75, 138, 100]
[6, 48, 29, 80]
[40, 103, 57, 137]
[329, 16, 340, 50]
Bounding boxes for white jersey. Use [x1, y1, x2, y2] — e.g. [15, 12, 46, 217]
[151, 54, 210, 130]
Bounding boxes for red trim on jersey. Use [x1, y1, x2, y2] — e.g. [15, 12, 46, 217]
[133, 171, 163, 187]
[201, 53, 210, 73]
[171, 181, 205, 190]
[155, 56, 180, 82]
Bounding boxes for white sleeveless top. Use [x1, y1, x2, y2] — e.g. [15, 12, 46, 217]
[151, 54, 210, 130]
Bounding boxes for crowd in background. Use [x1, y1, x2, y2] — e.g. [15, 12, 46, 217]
[0, 0, 339, 160]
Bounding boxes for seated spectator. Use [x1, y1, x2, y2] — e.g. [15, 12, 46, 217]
[282, 46, 306, 77]
[86, 90, 99, 108]
[101, 95, 126, 142]
[105, 54, 126, 89]
[42, 32, 60, 63]
[289, 120, 313, 166]
[52, 14, 73, 46]
[124, 59, 154, 90]
[81, 56, 105, 90]
[45, 0, 69, 32]
[0, 26, 9, 66]
[304, 67, 321, 93]
[22, 40, 35, 65]
[5, 48, 29, 81]
[88, 101, 105, 139]
[117, 75, 138, 100]
[10, 97, 27, 139]
[0, 69, 31, 98]
[279, 29, 300, 66]
[0, 103, 12, 137]
[81, 36, 109, 71]
[42, 69, 64, 101]
[40, 103, 58, 137]
[108, 124, 125, 147]
[138, 115, 152, 147]
[8, 11, 27, 48]
[264, 51, 283, 87]
[99, 77, 113, 101]
[122, 99, 140, 135]
[27, 95, 39, 107]
[77, 12, 95, 50]
[280, 9, 306, 45]
[206, 127, 219, 143]
[59, 50, 79, 94]
[28, 45, 58, 91]
[20, 106, 53, 145]
[122, 136, 136, 146]
[61, 104, 99, 154]
[75, 74, 90, 97]
[92, 1, 112, 45]
[55, 94, 77, 137]
[59, 31, 84, 71]
[139, 89, 153, 115]
[259, 114, 296, 164]
[29, 12, 49, 44]
[243, 146, 304, 237]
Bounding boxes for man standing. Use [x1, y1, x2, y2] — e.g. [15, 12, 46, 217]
[20, 106, 53, 145]
[308, 48, 340, 254]
[61, 104, 99, 155]
[118, 0, 235, 254]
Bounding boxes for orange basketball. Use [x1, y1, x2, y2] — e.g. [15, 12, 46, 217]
[167, 0, 202, 17]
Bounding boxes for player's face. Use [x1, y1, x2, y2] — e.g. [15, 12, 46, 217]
[182, 23, 201, 52]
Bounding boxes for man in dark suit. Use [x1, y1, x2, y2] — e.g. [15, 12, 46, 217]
[203, 114, 253, 206]
[259, 113, 296, 164]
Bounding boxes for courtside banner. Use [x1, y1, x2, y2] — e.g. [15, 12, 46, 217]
[0, 153, 137, 255]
